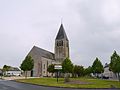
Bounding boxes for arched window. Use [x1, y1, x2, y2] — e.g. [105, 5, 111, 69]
[57, 41, 63, 46]
[57, 41, 59, 46]
[60, 41, 63, 46]
[44, 64, 45, 69]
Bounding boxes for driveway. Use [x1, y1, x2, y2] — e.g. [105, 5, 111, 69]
[0, 79, 119, 90]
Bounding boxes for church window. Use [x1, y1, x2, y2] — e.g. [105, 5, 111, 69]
[57, 41, 59, 46]
[44, 64, 45, 69]
[57, 41, 63, 46]
[61, 41, 63, 46]
[44, 71, 45, 73]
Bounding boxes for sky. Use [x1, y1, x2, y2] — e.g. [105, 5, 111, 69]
[0, 0, 120, 68]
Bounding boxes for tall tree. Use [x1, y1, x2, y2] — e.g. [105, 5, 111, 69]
[92, 57, 104, 77]
[84, 66, 92, 76]
[110, 51, 120, 81]
[62, 57, 73, 73]
[73, 65, 84, 77]
[62, 57, 73, 82]
[20, 56, 34, 78]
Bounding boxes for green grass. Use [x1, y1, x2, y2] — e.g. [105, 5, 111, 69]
[16, 77, 120, 88]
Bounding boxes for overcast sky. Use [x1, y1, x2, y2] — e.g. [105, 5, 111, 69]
[0, 0, 120, 68]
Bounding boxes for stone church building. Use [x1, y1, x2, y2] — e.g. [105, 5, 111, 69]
[27, 24, 69, 77]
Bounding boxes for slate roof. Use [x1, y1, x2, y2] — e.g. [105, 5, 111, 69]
[9, 67, 20, 71]
[104, 63, 109, 68]
[56, 24, 68, 40]
[28, 46, 55, 60]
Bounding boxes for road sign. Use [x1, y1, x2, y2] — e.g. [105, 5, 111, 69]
[54, 65, 62, 70]
[54, 65, 62, 82]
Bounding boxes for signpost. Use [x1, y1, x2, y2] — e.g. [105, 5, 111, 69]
[54, 65, 62, 82]
[55, 65, 62, 70]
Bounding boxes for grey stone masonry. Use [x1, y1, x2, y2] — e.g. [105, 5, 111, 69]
[55, 24, 69, 63]
[25, 23, 70, 77]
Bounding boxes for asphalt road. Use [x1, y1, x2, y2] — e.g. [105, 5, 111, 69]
[0, 79, 119, 90]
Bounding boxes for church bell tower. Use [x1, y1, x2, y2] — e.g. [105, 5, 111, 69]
[55, 24, 69, 63]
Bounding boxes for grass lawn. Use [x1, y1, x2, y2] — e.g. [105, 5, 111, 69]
[16, 77, 120, 88]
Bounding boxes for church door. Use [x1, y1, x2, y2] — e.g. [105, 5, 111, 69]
[31, 70, 33, 77]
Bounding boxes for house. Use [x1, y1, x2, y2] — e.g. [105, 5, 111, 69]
[5, 67, 21, 76]
[102, 63, 117, 79]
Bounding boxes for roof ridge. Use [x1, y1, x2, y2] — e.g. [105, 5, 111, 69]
[29, 46, 55, 60]
[33, 46, 54, 55]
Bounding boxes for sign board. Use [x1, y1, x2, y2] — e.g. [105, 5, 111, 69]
[54, 65, 62, 70]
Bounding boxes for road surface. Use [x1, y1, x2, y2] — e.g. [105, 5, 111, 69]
[0, 79, 119, 90]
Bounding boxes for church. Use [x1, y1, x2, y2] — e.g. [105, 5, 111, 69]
[27, 24, 69, 77]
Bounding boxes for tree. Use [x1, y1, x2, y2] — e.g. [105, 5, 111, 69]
[62, 57, 73, 82]
[84, 66, 92, 76]
[20, 56, 34, 78]
[92, 57, 104, 77]
[110, 51, 120, 81]
[110, 51, 118, 72]
[0, 69, 3, 79]
[2, 65, 11, 76]
[47, 64, 55, 77]
[62, 57, 73, 73]
[73, 65, 84, 77]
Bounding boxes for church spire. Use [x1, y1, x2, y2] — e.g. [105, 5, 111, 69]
[55, 24, 68, 41]
[55, 24, 69, 63]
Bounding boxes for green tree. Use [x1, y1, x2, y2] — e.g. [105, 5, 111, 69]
[73, 65, 84, 77]
[84, 66, 92, 76]
[2, 65, 11, 76]
[110, 51, 120, 81]
[47, 64, 55, 77]
[20, 56, 34, 78]
[92, 57, 104, 77]
[110, 51, 118, 72]
[62, 57, 73, 82]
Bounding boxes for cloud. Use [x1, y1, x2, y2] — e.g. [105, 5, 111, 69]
[66, 0, 120, 67]
[101, 0, 120, 24]
[0, 0, 120, 68]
